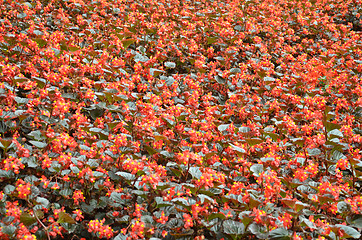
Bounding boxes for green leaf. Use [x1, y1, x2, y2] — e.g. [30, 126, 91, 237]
[20, 213, 37, 226]
[337, 201, 351, 213]
[35, 210, 44, 220]
[36, 197, 50, 209]
[223, 220, 245, 235]
[29, 140, 47, 148]
[336, 225, 361, 239]
[114, 233, 127, 240]
[250, 164, 263, 177]
[300, 216, 316, 230]
[160, 150, 174, 158]
[155, 197, 172, 208]
[295, 202, 307, 212]
[215, 75, 225, 84]
[170, 167, 182, 177]
[230, 68, 241, 73]
[115, 171, 136, 181]
[239, 127, 251, 133]
[57, 212, 76, 224]
[4, 185, 15, 195]
[248, 194, 262, 208]
[1, 225, 16, 236]
[60, 188, 73, 197]
[27, 130, 45, 140]
[110, 192, 125, 203]
[164, 61, 176, 68]
[198, 194, 214, 204]
[328, 129, 343, 138]
[230, 144, 246, 154]
[0, 170, 14, 178]
[307, 148, 321, 156]
[162, 117, 175, 127]
[150, 68, 165, 77]
[13, 76, 29, 84]
[349, 215, 362, 228]
[289, 137, 304, 147]
[248, 223, 268, 239]
[189, 167, 202, 179]
[218, 124, 229, 132]
[268, 228, 291, 240]
[171, 197, 191, 209]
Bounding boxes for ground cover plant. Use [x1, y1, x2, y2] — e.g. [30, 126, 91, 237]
[0, 0, 362, 239]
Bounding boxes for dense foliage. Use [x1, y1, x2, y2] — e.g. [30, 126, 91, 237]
[0, 0, 362, 239]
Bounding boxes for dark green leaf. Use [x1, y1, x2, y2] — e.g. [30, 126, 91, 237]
[208, 213, 226, 221]
[245, 138, 263, 146]
[144, 145, 158, 155]
[207, 37, 218, 44]
[160, 150, 174, 158]
[0, 170, 14, 178]
[34, 38, 47, 47]
[324, 121, 341, 132]
[122, 38, 135, 49]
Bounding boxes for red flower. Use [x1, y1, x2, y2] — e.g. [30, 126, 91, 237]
[183, 213, 193, 229]
[73, 209, 84, 221]
[73, 190, 85, 205]
[16, 179, 31, 199]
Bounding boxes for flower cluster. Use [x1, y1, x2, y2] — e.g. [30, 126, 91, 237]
[88, 219, 114, 239]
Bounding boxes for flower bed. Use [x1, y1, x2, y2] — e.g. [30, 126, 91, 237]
[0, 0, 362, 239]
